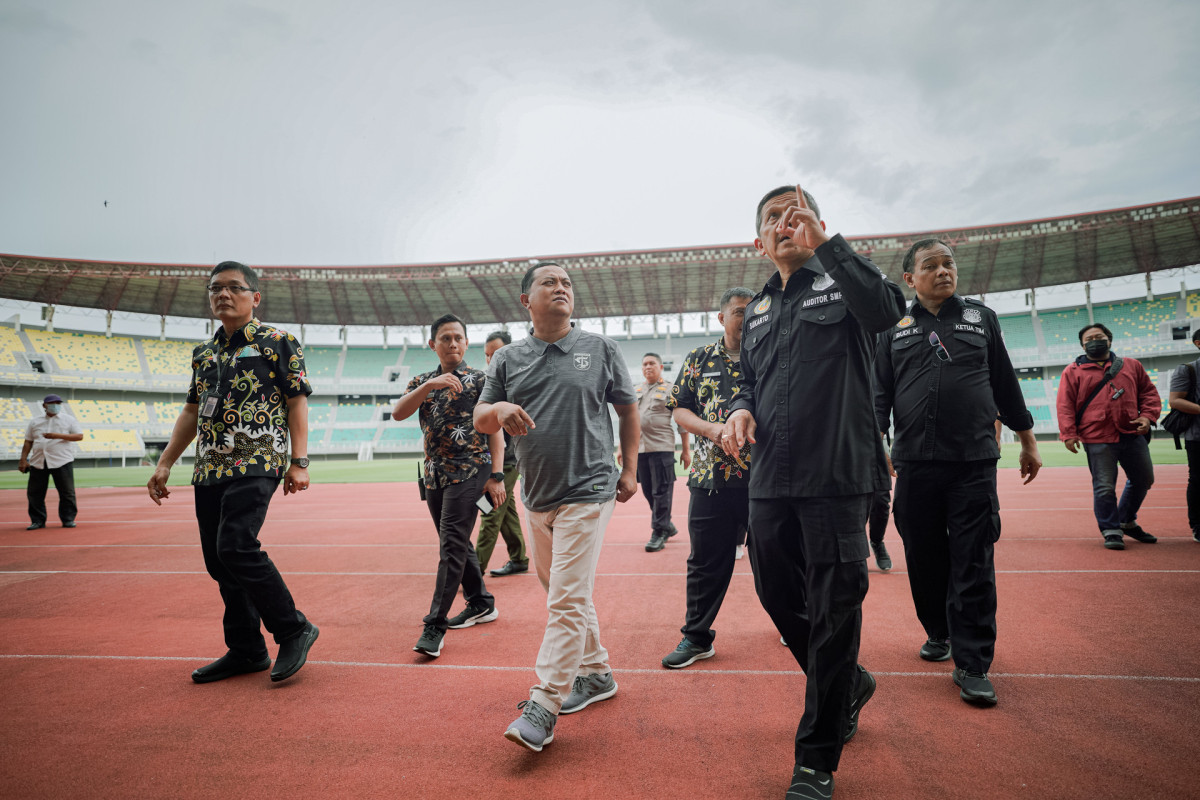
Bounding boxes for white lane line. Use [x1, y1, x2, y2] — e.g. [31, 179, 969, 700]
[0, 654, 1196, 682]
[3, 569, 1199, 577]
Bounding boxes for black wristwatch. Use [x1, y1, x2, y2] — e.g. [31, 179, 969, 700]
[292, 458, 310, 469]
[489, 471, 504, 482]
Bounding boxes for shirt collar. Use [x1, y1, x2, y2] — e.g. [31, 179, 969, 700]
[213, 317, 260, 346]
[909, 294, 963, 318]
[527, 322, 581, 355]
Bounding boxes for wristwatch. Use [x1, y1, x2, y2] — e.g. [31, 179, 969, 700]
[490, 471, 504, 482]
[292, 458, 310, 469]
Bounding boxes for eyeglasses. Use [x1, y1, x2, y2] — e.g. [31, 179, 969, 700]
[928, 331, 952, 362]
[207, 284, 254, 295]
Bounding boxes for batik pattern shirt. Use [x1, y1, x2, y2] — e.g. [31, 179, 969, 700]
[186, 318, 312, 485]
[668, 338, 751, 490]
[405, 365, 491, 489]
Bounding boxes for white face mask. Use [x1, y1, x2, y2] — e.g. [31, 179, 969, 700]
[45, 404, 61, 416]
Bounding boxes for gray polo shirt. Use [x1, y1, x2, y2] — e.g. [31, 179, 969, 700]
[1169, 356, 1200, 442]
[478, 324, 637, 512]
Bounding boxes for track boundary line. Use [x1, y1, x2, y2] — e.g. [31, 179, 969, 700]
[1, 654, 1197, 682]
[5, 568, 1200, 576]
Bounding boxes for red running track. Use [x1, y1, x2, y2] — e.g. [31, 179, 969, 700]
[1, 465, 1198, 799]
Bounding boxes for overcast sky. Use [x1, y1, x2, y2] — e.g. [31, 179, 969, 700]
[2, 0, 1198, 270]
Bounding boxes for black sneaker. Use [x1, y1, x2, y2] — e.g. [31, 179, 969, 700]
[645, 531, 667, 552]
[843, 665, 876, 743]
[665, 522, 679, 539]
[1103, 533, 1125, 550]
[413, 624, 445, 657]
[952, 667, 998, 706]
[1122, 525, 1157, 544]
[661, 638, 715, 669]
[919, 638, 952, 662]
[870, 540, 891, 571]
[786, 765, 834, 799]
[1193, 529, 1200, 543]
[446, 604, 498, 629]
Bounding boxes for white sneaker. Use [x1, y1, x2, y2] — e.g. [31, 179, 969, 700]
[735, 544, 746, 560]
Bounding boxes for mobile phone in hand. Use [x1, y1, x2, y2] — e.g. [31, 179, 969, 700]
[476, 495, 493, 514]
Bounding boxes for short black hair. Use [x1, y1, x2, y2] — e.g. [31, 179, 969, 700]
[642, 352, 662, 364]
[755, 185, 821, 232]
[1079, 323, 1113, 344]
[210, 261, 258, 292]
[486, 330, 511, 345]
[1193, 328, 1200, 343]
[521, 261, 565, 295]
[430, 313, 466, 341]
[901, 238, 954, 274]
[719, 286, 755, 311]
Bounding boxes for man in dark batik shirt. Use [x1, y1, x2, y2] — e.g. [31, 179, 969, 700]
[148, 261, 319, 685]
[661, 286, 755, 670]
[393, 313, 506, 659]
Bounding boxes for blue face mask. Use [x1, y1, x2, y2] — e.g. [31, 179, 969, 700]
[45, 404, 61, 416]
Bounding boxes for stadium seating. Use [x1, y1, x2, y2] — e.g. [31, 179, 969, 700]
[341, 347, 403, 380]
[997, 314, 1038, 351]
[335, 403, 381, 423]
[1093, 297, 1178, 341]
[68, 399, 151, 425]
[0, 326, 25, 369]
[400, 347, 441, 377]
[331, 428, 375, 444]
[0, 427, 26, 456]
[0, 397, 32, 422]
[141, 338, 196, 376]
[1187, 293, 1200, 320]
[25, 329, 142, 374]
[308, 403, 335, 427]
[77, 429, 142, 455]
[378, 426, 423, 444]
[302, 346, 342, 382]
[1038, 307, 1094, 348]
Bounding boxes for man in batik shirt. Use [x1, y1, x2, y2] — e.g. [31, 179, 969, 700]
[392, 313, 505, 659]
[660, 287, 755, 668]
[148, 261, 319, 685]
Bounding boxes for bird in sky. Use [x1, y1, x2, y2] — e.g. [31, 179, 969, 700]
[103, 200, 108, 207]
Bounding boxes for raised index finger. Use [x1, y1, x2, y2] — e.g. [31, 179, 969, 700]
[794, 183, 808, 209]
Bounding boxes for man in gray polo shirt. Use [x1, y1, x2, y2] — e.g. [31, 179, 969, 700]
[475, 261, 639, 753]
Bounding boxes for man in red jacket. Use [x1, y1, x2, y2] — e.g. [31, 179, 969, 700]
[1056, 323, 1161, 550]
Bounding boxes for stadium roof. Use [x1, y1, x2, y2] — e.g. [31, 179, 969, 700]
[3, 196, 1198, 327]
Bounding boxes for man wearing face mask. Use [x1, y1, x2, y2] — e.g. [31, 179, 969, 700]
[19, 394, 84, 530]
[1057, 324, 1161, 550]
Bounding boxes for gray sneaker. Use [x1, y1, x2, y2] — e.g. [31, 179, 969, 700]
[559, 671, 618, 714]
[504, 700, 556, 752]
[661, 638, 715, 669]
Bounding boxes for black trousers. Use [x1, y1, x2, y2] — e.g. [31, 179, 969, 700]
[748, 494, 871, 774]
[1186, 440, 1200, 532]
[867, 481, 891, 545]
[681, 486, 749, 648]
[637, 451, 676, 532]
[27, 463, 77, 526]
[424, 470, 493, 628]
[194, 477, 308, 658]
[892, 459, 1000, 673]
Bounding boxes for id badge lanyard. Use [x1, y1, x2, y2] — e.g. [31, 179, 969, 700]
[201, 339, 240, 419]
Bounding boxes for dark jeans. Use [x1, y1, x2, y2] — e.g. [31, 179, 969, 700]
[1083, 435, 1155, 532]
[475, 463, 527, 571]
[27, 463, 77, 526]
[194, 477, 308, 658]
[748, 494, 871, 774]
[867, 481, 891, 545]
[637, 451, 676, 532]
[1187, 440, 1200, 532]
[681, 486, 749, 648]
[424, 470, 494, 628]
[892, 460, 1000, 673]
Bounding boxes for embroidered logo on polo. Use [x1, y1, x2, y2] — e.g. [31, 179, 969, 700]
[962, 308, 982, 324]
[811, 273, 836, 292]
[573, 353, 591, 370]
[898, 316, 915, 328]
[801, 290, 842, 308]
[754, 296, 772, 314]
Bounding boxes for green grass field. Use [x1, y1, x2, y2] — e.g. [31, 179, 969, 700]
[1, 439, 1187, 491]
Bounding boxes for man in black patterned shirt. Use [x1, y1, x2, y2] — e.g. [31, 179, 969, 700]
[148, 261, 319, 684]
[661, 286, 755, 669]
[393, 314, 506, 659]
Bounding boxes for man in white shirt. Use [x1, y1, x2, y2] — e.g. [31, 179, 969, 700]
[19, 394, 83, 530]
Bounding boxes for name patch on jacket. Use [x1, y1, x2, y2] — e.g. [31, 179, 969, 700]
[748, 314, 771, 331]
[894, 326, 923, 340]
[954, 324, 985, 335]
[802, 291, 842, 309]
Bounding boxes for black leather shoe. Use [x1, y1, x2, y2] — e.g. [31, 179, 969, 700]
[490, 560, 529, 576]
[787, 765, 834, 799]
[271, 622, 319, 682]
[952, 667, 998, 706]
[870, 540, 891, 571]
[843, 665, 876, 743]
[26, 523, 45, 530]
[191, 651, 271, 684]
[63, 521, 77, 528]
[1122, 525, 1157, 544]
[919, 638, 952, 662]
